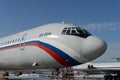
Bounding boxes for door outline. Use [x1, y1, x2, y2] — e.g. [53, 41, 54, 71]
[20, 34, 27, 50]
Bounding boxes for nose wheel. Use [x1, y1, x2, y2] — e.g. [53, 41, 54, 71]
[50, 67, 74, 80]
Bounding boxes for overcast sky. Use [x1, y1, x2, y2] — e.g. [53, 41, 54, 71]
[0, 0, 120, 62]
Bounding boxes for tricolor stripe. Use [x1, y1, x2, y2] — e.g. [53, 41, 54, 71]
[0, 40, 81, 67]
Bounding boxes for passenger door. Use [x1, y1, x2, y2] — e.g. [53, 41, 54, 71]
[20, 34, 27, 50]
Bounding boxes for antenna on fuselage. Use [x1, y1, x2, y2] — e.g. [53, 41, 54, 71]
[70, 23, 74, 25]
[62, 21, 64, 24]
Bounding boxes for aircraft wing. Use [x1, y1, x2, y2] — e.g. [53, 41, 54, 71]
[73, 62, 120, 74]
[74, 68, 120, 74]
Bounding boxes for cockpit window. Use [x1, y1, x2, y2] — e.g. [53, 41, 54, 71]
[62, 27, 91, 38]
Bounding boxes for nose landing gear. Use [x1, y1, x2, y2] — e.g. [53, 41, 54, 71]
[50, 67, 74, 80]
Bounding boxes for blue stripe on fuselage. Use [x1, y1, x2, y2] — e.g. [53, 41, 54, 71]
[0, 40, 81, 66]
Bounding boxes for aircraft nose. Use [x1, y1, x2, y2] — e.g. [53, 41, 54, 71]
[82, 36, 107, 61]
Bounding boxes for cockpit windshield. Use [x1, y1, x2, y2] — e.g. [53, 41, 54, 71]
[62, 27, 91, 38]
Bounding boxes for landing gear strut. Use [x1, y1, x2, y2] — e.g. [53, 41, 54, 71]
[50, 67, 74, 80]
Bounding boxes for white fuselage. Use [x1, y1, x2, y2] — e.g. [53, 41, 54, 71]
[0, 23, 107, 70]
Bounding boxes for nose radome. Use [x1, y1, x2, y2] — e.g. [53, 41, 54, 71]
[82, 36, 107, 61]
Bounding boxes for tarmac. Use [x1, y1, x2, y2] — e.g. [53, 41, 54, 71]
[0, 71, 105, 80]
[0, 75, 104, 80]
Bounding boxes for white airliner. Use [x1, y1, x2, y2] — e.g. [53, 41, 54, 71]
[0, 23, 107, 70]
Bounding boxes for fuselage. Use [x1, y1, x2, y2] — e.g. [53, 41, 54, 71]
[0, 23, 107, 70]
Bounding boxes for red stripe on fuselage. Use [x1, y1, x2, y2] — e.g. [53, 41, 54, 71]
[26, 43, 72, 67]
[0, 42, 72, 67]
